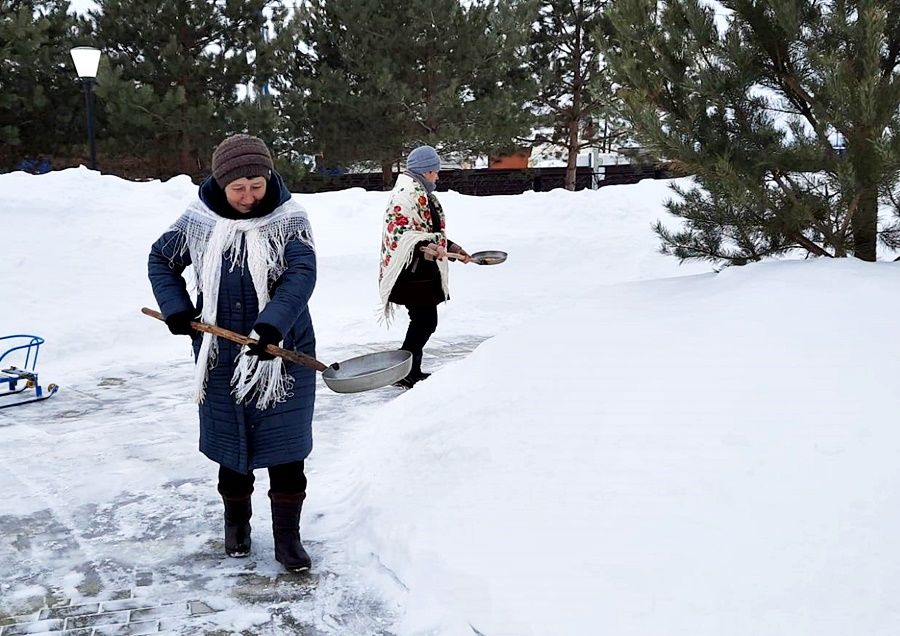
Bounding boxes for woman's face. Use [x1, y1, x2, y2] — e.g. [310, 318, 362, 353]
[421, 170, 439, 184]
[224, 176, 268, 214]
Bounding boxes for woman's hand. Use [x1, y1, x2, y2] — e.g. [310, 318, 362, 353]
[246, 323, 282, 361]
[420, 244, 449, 261]
[164, 308, 199, 335]
[448, 245, 472, 264]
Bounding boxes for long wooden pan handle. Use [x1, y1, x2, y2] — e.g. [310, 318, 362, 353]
[141, 307, 331, 372]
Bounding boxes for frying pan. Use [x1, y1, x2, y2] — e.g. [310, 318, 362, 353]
[421, 246, 508, 265]
[142, 308, 411, 393]
[468, 250, 507, 265]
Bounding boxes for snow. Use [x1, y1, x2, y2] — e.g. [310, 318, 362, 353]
[68, 0, 98, 14]
[339, 259, 900, 635]
[3, 166, 900, 634]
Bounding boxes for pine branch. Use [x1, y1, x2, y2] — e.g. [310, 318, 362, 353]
[836, 192, 862, 240]
[778, 74, 837, 160]
[889, 185, 900, 211]
[787, 231, 833, 257]
[882, 5, 900, 79]
[732, 1, 837, 159]
[768, 171, 833, 257]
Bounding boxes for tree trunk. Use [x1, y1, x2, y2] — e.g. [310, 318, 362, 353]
[849, 128, 878, 262]
[180, 99, 192, 176]
[565, 119, 579, 191]
[852, 185, 878, 262]
[564, 0, 584, 192]
[381, 159, 395, 191]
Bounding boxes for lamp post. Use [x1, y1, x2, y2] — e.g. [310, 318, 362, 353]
[69, 46, 101, 170]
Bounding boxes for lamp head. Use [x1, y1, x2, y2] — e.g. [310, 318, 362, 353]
[70, 46, 101, 79]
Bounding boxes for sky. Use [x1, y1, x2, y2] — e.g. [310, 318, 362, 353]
[2, 168, 899, 634]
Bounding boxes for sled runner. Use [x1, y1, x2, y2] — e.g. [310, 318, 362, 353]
[0, 335, 59, 409]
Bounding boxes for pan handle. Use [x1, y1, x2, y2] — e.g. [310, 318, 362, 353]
[141, 307, 331, 372]
[419, 246, 469, 261]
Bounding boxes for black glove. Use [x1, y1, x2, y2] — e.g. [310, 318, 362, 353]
[164, 308, 198, 336]
[246, 323, 281, 361]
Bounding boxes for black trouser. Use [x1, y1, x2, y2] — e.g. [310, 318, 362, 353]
[401, 304, 438, 375]
[218, 461, 307, 497]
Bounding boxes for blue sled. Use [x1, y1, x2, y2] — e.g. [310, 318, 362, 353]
[0, 335, 59, 409]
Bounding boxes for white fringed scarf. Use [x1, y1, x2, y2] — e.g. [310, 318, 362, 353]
[378, 173, 449, 324]
[166, 198, 314, 410]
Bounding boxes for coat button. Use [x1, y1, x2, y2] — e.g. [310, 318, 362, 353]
[235, 302, 242, 309]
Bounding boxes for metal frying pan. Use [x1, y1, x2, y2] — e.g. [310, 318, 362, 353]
[468, 250, 507, 265]
[142, 308, 411, 393]
[320, 350, 412, 393]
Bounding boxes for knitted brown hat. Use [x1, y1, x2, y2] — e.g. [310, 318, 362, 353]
[211, 134, 274, 188]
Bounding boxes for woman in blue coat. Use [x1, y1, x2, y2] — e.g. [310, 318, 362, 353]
[148, 134, 316, 572]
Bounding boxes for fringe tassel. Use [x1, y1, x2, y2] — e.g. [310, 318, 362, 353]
[378, 229, 437, 322]
[169, 199, 314, 409]
[231, 346, 294, 410]
[229, 227, 294, 409]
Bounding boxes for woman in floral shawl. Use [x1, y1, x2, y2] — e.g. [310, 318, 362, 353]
[378, 145, 471, 388]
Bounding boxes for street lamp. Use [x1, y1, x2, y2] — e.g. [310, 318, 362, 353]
[69, 46, 101, 170]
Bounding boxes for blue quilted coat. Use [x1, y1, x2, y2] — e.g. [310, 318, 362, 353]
[148, 174, 316, 474]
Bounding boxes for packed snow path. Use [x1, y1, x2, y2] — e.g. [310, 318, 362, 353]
[0, 336, 485, 635]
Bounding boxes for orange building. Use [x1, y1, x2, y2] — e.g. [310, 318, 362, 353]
[488, 148, 531, 169]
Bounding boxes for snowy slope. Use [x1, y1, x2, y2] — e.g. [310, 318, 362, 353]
[328, 259, 900, 635]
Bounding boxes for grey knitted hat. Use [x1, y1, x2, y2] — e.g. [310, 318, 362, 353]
[211, 134, 274, 188]
[406, 145, 441, 174]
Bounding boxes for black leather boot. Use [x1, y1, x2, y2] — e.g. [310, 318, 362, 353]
[269, 491, 311, 571]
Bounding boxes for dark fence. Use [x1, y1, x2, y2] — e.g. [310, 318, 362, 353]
[291, 163, 676, 195]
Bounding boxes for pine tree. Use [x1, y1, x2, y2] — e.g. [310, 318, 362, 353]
[528, 0, 627, 190]
[275, 0, 536, 188]
[0, 0, 85, 170]
[87, 0, 278, 178]
[604, 0, 900, 263]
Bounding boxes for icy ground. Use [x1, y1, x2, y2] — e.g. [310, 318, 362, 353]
[0, 335, 483, 635]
